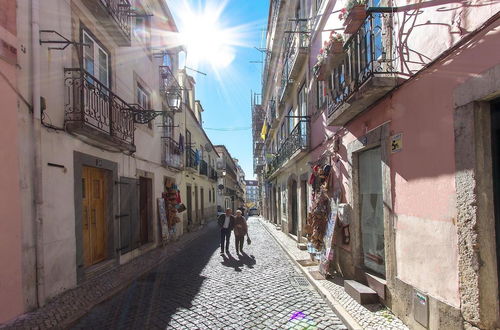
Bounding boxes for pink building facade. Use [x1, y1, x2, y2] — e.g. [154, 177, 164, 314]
[0, 0, 24, 323]
[256, 0, 500, 328]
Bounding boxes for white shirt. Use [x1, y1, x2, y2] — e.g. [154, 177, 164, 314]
[223, 216, 230, 229]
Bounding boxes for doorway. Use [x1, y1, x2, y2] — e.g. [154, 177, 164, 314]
[186, 185, 192, 227]
[278, 187, 282, 225]
[82, 166, 108, 267]
[301, 179, 308, 238]
[200, 188, 205, 223]
[490, 99, 500, 289]
[273, 186, 277, 224]
[139, 177, 152, 245]
[358, 147, 385, 277]
[291, 180, 298, 236]
[195, 186, 199, 224]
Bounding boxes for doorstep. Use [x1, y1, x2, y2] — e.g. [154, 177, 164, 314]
[259, 218, 408, 330]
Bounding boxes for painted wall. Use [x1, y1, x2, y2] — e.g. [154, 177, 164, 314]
[0, 0, 24, 322]
[12, 0, 190, 302]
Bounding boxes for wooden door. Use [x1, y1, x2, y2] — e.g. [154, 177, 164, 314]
[82, 166, 107, 267]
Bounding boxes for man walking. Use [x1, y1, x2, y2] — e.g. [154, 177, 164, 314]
[217, 208, 234, 254]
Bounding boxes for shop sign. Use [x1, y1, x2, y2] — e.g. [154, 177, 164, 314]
[391, 133, 403, 153]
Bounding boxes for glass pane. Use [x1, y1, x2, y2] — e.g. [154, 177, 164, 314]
[359, 147, 385, 276]
[83, 35, 95, 75]
[98, 49, 108, 87]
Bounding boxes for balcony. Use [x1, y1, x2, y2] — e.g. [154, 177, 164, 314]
[186, 148, 198, 170]
[209, 167, 218, 181]
[159, 66, 182, 112]
[326, 12, 402, 126]
[199, 160, 208, 176]
[266, 119, 310, 178]
[81, 0, 131, 46]
[224, 187, 236, 196]
[162, 136, 183, 169]
[64, 68, 135, 152]
[285, 20, 309, 80]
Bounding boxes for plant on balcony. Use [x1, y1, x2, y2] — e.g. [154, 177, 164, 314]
[313, 32, 345, 81]
[340, 0, 367, 34]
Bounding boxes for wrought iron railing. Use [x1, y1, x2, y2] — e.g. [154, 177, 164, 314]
[266, 119, 310, 177]
[328, 12, 395, 117]
[209, 167, 218, 181]
[162, 136, 182, 169]
[101, 0, 132, 39]
[199, 160, 208, 176]
[64, 68, 134, 146]
[186, 148, 198, 170]
[224, 187, 236, 196]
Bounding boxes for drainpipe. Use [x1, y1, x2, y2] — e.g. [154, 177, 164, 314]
[31, 0, 45, 308]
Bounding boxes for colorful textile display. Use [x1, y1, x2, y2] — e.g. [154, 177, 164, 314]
[307, 187, 330, 250]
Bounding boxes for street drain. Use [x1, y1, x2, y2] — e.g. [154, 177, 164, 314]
[291, 276, 310, 287]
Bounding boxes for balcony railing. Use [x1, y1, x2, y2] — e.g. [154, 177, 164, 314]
[162, 136, 183, 169]
[159, 66, 182, 112]
[186, 148, 198, 170]
[285, 19, 309, 79]
[209, 167, 218, 181]
[199, 160, 208, 176]
[64, 68, 135, 152]
[266, 119, 310, 177]
[327, 12, 399, 125]
[224, 187, 236, 196]
[81, 0, 131, 45]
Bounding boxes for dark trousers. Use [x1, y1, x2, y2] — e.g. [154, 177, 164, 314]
[220, 228, 231, 251]
[235, 235, 245, 253]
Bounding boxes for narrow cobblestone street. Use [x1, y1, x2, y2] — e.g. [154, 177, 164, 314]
[72, 218, 346, 329]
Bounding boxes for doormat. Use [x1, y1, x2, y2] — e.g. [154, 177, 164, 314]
[296, 259, 319, 267]
[309, 270, 326, 280]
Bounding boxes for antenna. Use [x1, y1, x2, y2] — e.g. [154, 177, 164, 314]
[184, 66, 207, 76]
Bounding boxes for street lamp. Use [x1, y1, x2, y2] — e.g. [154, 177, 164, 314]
[166, 90, 182, 110]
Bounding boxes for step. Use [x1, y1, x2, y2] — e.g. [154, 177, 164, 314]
[297, 243, 307, 250]
[366, 273, 387, 300]
[344, 280, 379, 305]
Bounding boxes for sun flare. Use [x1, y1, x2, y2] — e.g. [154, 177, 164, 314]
[172, 0, 251, 70]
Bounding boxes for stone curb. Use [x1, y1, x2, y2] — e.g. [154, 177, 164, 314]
[258, 218, 363, 330]
[0, 221, 214, 330]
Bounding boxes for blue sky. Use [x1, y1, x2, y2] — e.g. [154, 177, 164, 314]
[170, 0, 269, 180]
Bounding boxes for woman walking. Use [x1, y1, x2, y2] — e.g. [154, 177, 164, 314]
[233, 210, 248, 254]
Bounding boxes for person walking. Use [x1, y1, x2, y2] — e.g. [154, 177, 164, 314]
[233, 210, 248, 254]
[217, 208, 234, 254]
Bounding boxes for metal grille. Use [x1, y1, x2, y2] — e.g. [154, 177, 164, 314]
[291, 276, 310, 287]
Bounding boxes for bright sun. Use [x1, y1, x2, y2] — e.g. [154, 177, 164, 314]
[173, 0, 250, 70]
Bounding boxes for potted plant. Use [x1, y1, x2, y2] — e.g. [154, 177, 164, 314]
[341, 0, 367, 34]
[325, 31, 344, 54]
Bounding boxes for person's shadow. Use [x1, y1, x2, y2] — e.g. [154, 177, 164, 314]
[221, 252, 243, 272]
[238, 252, 256, 269]
[221, 251, 257, 271]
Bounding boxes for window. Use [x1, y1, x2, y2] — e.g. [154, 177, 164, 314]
[82, 31, 109, 87]
[317, 80, 327, 109]
[298, 83, 307, 117]
[163, 53, 172, 67]
[287, 108, 294, 134]
[134, 16, 151, 45]
[137, 84, 152, 128]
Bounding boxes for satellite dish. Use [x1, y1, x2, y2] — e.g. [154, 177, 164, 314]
[205, 143, 212, 152]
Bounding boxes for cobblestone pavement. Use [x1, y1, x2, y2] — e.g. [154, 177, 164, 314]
[260, 219, 408, 330]
[72, 218, 346, 329]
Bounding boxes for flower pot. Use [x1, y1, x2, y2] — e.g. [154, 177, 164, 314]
[327, 40, 344, 55]
[343, 5, 367, 34]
